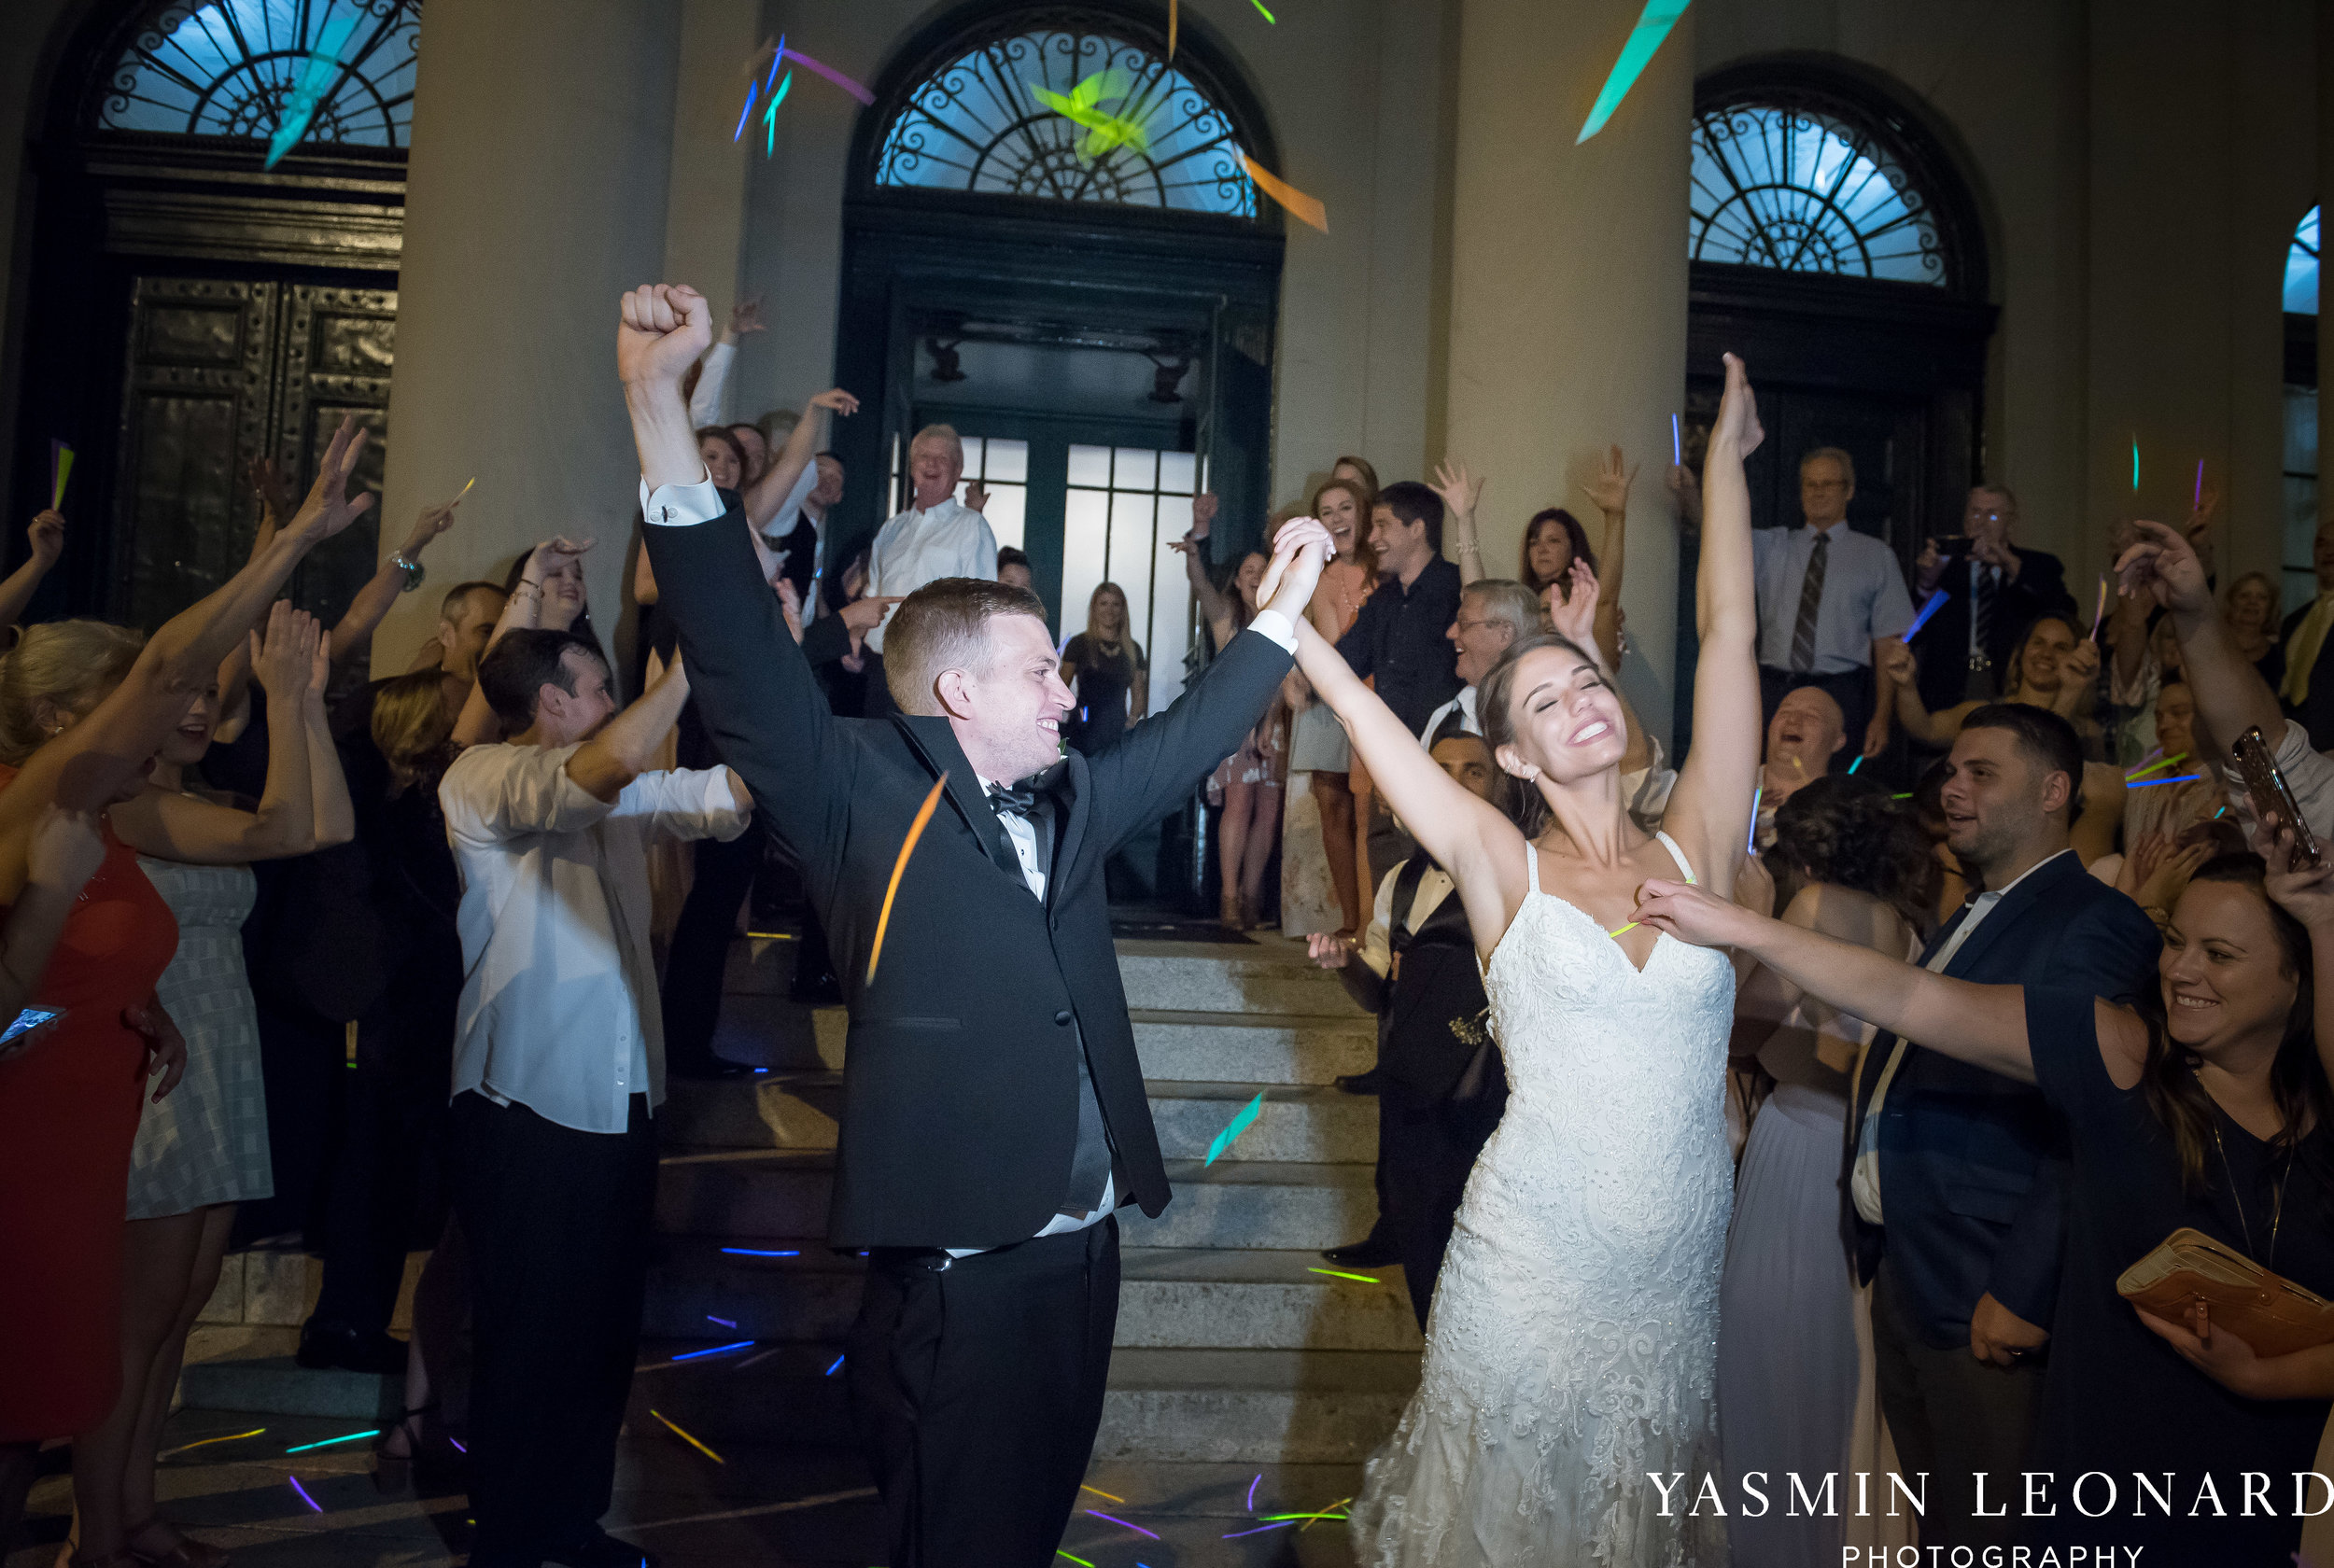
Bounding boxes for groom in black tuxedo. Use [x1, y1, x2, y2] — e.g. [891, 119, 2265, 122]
[616, 283, 1329, 1567]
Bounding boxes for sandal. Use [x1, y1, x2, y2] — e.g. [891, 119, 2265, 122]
[372, 1402, 434, 1493]
[373, 1403, 465, 1497]
[123, 1519, 229, 1568]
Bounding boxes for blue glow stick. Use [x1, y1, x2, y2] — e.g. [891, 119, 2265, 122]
[670, 1340, 755, 1363]
[719, 1246, 799, 1257]
[1900, 589, 1949, 643]
[733, 78, 756, 142]
[1848, 754, 1864, 775]
[1670, 413, 1681, 466]
[1576, 0, 1693, 143]
[1748, 784, 1762, 854]
[1203, 1091, 1265, 1166]
[288, 1476, 324, 1513]
[2127, 774, 2202, 789]
[824, 1353, 845, 1376]
[2132, 437, 2140, 493]
[767, 34, 786, 91]
[707, 1314, 737, 1328]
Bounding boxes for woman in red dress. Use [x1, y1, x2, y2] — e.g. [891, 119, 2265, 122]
[0, 417, 377, 1568]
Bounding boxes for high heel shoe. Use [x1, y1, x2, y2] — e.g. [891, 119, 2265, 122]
[373, 1402, 460, 1495]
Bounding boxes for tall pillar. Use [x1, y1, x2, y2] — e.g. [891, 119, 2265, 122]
[1441, 0, 1693, 744]
[2321, 1, 2333, 556]
[373, 0, 682, 676]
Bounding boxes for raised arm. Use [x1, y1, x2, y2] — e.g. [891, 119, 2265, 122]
[1430, 461, 1487, 585]
[1876, 642, 1969, 746]
[1658, 355, 1765, 890]
[567, 649, 694, 803]
[2257, 823, 2334, 1094]
[2119, 517, 2285, 747]
[743, 387, 859, 530]
[1578, 445, 1635, 667]
[450, 535, 592, 749]
[333, 490, 463, 665]
[0, 511, 65, 633]
[1172, 494, 1238, 651]
[303, 623, 355, 846]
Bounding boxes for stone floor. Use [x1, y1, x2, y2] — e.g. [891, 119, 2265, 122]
[7, 1408, 1363, 1568]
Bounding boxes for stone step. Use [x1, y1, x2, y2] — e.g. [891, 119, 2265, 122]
[1115, 940, 1363, 1015]
[1131, 1009, 1377, 1085]
[662, 1075, 1375, 1163]
[655, 1151, 1377, 1253]
[640, 1239, 1419, 1352]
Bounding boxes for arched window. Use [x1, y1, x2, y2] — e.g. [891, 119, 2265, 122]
[1690, 79, 1971, 291]
[2289, 205, 2320, 315]
[91, 0, 421, 152]
[872, 16, 1256, 217]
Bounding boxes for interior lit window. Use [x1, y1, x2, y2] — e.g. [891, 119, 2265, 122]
[94, 0, 421, 150]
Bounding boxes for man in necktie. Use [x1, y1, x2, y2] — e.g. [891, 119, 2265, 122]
[2281, 517, 2334, 750]
[1908, 485, 2075, 717]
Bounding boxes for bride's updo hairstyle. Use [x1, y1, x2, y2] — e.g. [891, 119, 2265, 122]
[1478, 629, 1606, 837]
[0, 620, 147, 765]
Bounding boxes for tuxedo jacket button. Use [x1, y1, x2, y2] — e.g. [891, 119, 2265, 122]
[1054, 1010, 1073, 1026]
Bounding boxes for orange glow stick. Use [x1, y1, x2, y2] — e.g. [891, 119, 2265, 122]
[867, 775, 947, 983]
[1168, 0, 1178, 59]
[1241, 153, 1327, 232]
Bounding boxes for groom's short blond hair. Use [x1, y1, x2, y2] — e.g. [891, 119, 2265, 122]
[884, 578, 1047, 714]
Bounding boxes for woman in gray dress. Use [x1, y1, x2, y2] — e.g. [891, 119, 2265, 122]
[1717, 776, 1935, 1567]
[78, 604, 351, 1568]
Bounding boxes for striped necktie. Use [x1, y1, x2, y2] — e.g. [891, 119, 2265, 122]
[1790, 531, 1830, 673]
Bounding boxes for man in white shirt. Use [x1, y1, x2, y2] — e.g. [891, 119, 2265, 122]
[861, 423, 998, 714]
[441, 627, 751, 1568]
[1415, 578, 1539, 746]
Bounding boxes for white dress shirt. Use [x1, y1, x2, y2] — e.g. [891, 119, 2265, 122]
[1416, 685, 1480, 747]
[1360, 860, 1454, 980]
[864, 498, 999, 653]
[1750, 523, 1917, 674]
[748, 462, 822, 592]
[442, 742, 749, 1134]
[689, 339, 735, 428]
[1849, 848, 2072, 1224]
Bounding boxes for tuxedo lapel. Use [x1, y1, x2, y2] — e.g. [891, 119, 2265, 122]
[1047, 752, 1091, 911]
[893, 715, 1019, 880]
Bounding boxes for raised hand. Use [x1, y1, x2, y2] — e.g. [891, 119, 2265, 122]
[23, 803, 106, 896]
[1546, 559, 1601, 650]
[2137, 838, 2212, 911]
[1710, 354, 1764, 458]
[728, 295, 767, 339]
[775, 576, 805, 644]
[400, 491, 462, 557]
[1191, 492, 1219, 538]
[2116, 831, 2172, 902]
[246, 455, 297, 528]
[2112, 518, 2211, 619]
[1256, 517, 1333, 622]
[2257, 817, 2334, 930]
[282, 417, 376, 547]
[1430, 460, 1484, 523]
[2057, 637, 2102, 699]
[26, 510, 63, 570]
[963, 480, 990, 514]
[1579, 444, 1636, 516]
[307, 627, 334, 705]
[250, 600, 320, 696]
[807, 387, 860, 417]
[617, 283, 714, 388]
[526, 535, 595, 583]
[1666, 463, 1704, 528]
[1877, 639, 1917, 687]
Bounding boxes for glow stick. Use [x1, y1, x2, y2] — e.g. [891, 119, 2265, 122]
[670, 1340, 754, 1362]
[779, 46, 876, 106]
[824, 1353, 845, 1375]
[1576, 0, 1693, 143]
[1748, 783, 1763, 854]
[1224, 1521, 1297, 1538]
[284, 1429, 380, 1453]
[1080, 1484, 1126, 1503]
[719, 1246, 799, 1256]
[2131, 437, 2139, 493]
[2089, 574, 2108, 641]
[707, 1315, 737, 1327]
[2127, 774, 2202, 789]
[1057, 1554, 1096, 1568]
[1247, 1474, 1261, 1510]
[867, 775, 948, 982]
[456, 476, 476, 502]
[1607, 921, 1639, 938]
[1203, 1091, 1265, 1165]
[2126, 751, 2187, 780]
[1308, 1267, 1380, 1283]
[1300, 1496, 1355, 1531]
[1240, 152, 1327, 232]
[160, 1427, 264, 1458]
[764, 74, 790, 157]
[1848, 754, 1864, 775]
[766, 35, 786, 92]
[288, 1476, 323, 1513]
[49, 441, 73, 511]
[1670, 413, 1681, 466]
[648, 1407, 726, 1463]
[1250, 0, 1276, 19]
[1085, 1511, 1162, 1540]
[265, 14, 359, 169]
[733, 79, 756, 142]
[1900, 588, 1949, 642]
[2194, 458, 2204, 510]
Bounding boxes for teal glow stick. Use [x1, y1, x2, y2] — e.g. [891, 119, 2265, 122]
[1203, 1092, 1265, 1166]
[1576, 0, 1693, 143]
[265, 14, 359, 169]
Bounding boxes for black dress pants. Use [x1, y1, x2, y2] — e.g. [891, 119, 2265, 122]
[453, 1090, 657, 1566]
[1379, 1081, 1505, 1329]
[659, 832, 763, 1071]
[847, 1219, 1119, 1568]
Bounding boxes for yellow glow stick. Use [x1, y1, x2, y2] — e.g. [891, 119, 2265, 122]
[456, 476, 476, 502]
[647, 1408, 725, 1463]
[1241, 153, 1328, 232]
[1080, 1483, 1126, 1503]
[1608, 921, 1639, 938]
[159, 1426, 265, 1457]
[1168, 0, 1178, 58]
[868, 775, 948, 983]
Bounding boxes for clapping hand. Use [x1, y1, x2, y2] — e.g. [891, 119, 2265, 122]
[618, 283, 714, 388]
[1579, 444, 1636, 516]
[249, 601, 321, 697]
[26, 510, 63, 571]
[1256, 516, 1334, 622]
[280, 417, 375, 549]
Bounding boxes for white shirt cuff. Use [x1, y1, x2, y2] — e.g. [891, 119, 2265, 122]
[639, 469, 722, 526]
[1247, 609, 1298, 652]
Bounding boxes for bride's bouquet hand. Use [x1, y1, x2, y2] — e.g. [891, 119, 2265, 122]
[1631, 876, 1763, 949]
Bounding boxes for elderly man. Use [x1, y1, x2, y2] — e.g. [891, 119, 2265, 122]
[1753, 685, 1848, 848]
[860, 423, 999, 716]
[1417, 579, 1540, 743]
[1715, 446, 1915, 761]
[1910, 483, 2075, 712]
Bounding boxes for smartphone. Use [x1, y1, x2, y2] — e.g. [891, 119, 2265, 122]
[1930, 534, 1973, 555]
[0, 1006, 62, 1050]
[2232, 726, 2323, 870]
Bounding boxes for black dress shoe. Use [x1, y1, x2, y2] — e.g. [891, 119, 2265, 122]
[668, 1058, 756, 1082]
[1334, 1069, 1384, 1095]
[296, 1319, 409, 1375]
[545, 1528, 661, 1568]
[1322, 1234, 1400, 1268]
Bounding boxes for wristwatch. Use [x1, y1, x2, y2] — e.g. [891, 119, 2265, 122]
[391, 553, 424, 592]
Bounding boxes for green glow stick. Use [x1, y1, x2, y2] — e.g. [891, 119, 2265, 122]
[1577, 0, 1693, 144]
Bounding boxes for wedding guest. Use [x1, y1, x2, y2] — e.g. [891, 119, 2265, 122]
[1418, 578, 1540, 744]
[1718, 776, 1934, 1568]
[457, 538, 597, 747]
[996, 545, 1034, 595]
[695, 425, 747, 492]
[1307, 723, 1509, 1329]
[1284, 475, 1376, 937]
[684, 295, 764, 428]
[1835, 704, 2160, 1549]
[91, 605, 351, 1568]
[861, 423, 998, 716]
[1061, 582, 1147, 754]
[1638, 844, 2334, 1565]
[1752, 685, 1848, 847]
[0, 508, 64, 633]
[2224, 569, 2284, 687]
[443, 629, 751, 1568]
[1908, 484, 2076, 710]
[2272, 519, 2334, 748]
[1880, 614, 2105, 759]
[1331, 454, 1380, 497]
[1175, 497, 1281, 928]
[0, 416, 372, 1567]
[726, 423, 767, 484]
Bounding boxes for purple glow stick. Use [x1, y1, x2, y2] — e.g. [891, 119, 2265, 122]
[1900, 589, 1949, 643]
[779, 46, 876, 106]
[2194, 458, 2204, 510]
[288, 1476, 323, 1513]
[1223, 1520, 1297, 1539]
[707, 1314, 737, 1328]
[1086, 1510, 1162, 1540]
[1246, 1473, 1260, 1510]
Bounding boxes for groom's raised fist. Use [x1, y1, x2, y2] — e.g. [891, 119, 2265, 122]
[618, 284, 712, 388]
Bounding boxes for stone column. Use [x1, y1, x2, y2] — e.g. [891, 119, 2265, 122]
[373, 0, 682, 676]
[1441, 0, 1693, 743]
[2321, 5, 2333, 553]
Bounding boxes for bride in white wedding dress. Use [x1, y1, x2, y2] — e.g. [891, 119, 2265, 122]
[1290, 356, 1768, 1566]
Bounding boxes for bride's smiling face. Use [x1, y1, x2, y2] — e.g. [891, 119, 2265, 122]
[1494, 642, 1627, 787]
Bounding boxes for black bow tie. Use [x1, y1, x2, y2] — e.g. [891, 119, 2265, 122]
[986, 766, 1062, 819]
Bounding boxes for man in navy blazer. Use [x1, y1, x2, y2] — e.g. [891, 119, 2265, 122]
[1840, 704, 2158, 1548]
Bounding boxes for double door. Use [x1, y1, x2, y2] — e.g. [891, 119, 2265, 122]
[112, 276, 395, 630]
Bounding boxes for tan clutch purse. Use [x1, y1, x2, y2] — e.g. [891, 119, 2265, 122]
[2116, 1226, 2334, 1358]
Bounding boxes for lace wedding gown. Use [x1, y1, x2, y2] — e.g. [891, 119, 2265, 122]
[1352, 832, 1736, 1566]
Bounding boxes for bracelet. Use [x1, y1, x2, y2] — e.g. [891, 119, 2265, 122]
[391, 553, 424, 592]
[512, 580, 543, 597]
